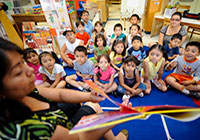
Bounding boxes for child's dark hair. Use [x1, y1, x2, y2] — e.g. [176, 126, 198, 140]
[171, 12, 182, 19]
[114, 23, 123, 31]
[124, 55, 140, 66]
[111, 40, 126, 57]
[130, 14, 140, 21]
[81, 10, 89, 16]
[75, 20, 85, 28]
[171, 33, 182, 41]
[130, 24, 140, 31]
[39, 51, 61, 65]
[148, 44, 168, 60]
[94, 33, 107, 47]
[23, 48, 38, 61]
[185, 41, 200, 52]
[96, 54, 110, 79]
[93, 21, 105, 33]
[132, 35, 142, 43]
[74, 45, 88, 56]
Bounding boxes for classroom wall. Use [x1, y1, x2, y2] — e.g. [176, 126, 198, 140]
[173, 0, 200, 13]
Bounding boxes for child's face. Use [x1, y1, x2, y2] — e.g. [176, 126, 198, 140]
[26, 52, 39, 65]
[184, 45, 199, 61]
[74, 51, 87, 65]
[41, 55, 55, 70]
[132, 40, 142, 50]
[81, 12, 89, 22]
[114, 27, 122, 37]
[97, 37, 104, 48]
[98, 56, 110, 72]
[130, 17, 139, 25]
[114, 43, 124, 54]
[66, 32, 76, 43]
[95, 23, 103, 32]
[124, 61, 136, 73]
[149, 49, 163, 64]
[130, 26, 139, 36]
[77, 24, 85, 33]
[170, 38, 181, 48]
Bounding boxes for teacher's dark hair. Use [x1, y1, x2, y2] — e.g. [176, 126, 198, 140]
[0, 38, 32, 125]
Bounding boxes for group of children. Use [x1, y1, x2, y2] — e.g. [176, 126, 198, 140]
[23, 11, 200, 101]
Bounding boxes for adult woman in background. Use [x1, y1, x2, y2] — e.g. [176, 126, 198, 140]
[158, 12, 187, 54]
[0, 38, 128, 140]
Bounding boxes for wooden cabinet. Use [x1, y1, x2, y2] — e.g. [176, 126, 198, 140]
[97, 0, 109, 22]
[12, 12, 76, 37]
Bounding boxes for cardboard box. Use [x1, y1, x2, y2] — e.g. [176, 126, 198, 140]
[164, 8, 177, 18]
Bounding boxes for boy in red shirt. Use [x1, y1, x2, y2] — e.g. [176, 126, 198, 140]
[75, 20, 90, 48]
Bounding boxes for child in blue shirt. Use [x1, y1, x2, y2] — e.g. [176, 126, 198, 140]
[127, 35, 146, 71]
[110, 23, 126, 46]
[65, 46, 94, 91]
[164, 33, 182, 64]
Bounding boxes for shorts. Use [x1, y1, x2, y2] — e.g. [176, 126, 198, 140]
[57, 103, 96, 125]
[165, 73, 195, 84]
[99, 79, 109, 84]
[115, 63, 122, 68]
[117, 83, 146, 94]
[75, 74, 93, 82]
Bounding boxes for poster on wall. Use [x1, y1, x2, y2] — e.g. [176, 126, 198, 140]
[40, 0, 71, 30]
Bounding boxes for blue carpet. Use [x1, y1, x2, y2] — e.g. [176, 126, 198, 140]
[63, 51, 200, 140]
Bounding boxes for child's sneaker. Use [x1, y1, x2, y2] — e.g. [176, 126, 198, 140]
[138, 92, 144, 97]
[122, 94, 130, 101]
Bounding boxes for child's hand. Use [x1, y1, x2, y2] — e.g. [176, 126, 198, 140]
[130, 89, 136, 94]
[170, 61, 177, 68]
[157, 79, 165, 86]
[66, 59, 73, 67]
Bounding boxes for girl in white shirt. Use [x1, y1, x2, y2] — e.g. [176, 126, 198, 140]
[39, 51, 66, 88]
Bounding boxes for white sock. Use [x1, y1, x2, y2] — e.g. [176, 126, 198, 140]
[182, 88, 190, 95]
[78, 86, 83, 91]
[138, 92, 144, 97]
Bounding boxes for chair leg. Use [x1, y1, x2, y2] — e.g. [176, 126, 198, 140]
[189, 28, 194, 40]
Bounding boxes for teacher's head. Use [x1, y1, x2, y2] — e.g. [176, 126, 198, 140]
[0, 38, 35, 100]
[170, 12, 182, 27]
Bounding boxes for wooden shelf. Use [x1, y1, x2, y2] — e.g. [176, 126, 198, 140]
[109, 0, 121, 4]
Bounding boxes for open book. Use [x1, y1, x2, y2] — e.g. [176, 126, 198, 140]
[69, 80, 200, 134]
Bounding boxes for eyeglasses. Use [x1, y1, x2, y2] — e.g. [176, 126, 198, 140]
[170, 18, 181, 21]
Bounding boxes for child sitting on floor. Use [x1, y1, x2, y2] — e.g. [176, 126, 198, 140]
[117, 56, 146, 101]
[164, 33, 182, 65]
[110, 23, 126, 46]
[127, 35, 146, 71]
[129, 14, 142, 36]
[165, 41, 200, 99]
[23, 48, 43, 86]
[141, 44, 167, 94]
[94, 54, 117, 94]
[126, 24, 141, 50]
[110, 40, 126, 71]
[75, 20, 91, 47]
[65, 46, 94, 91]
[39, 51, 66, 88]
[92, 21, 106, 44]
[90, 34, 110, 64]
